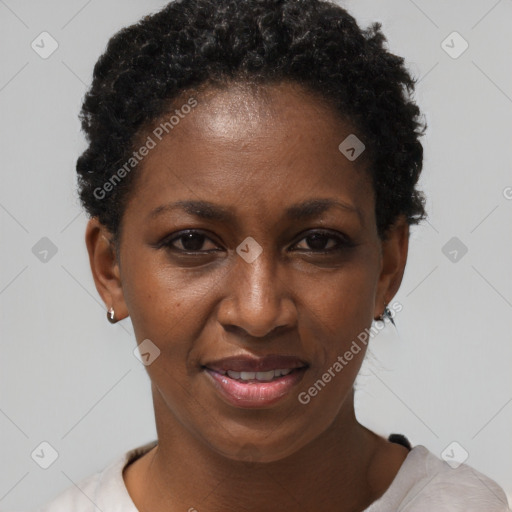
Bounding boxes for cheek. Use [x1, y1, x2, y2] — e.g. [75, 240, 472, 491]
[305, 257, 379, 337]
[297, 268, 376, 415]
[120, 253, 213, 341]
[296, 256, 379, 404]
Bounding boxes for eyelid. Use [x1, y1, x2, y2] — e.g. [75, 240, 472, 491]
[158, 229, 221, 251]
[290, 229, 353, 250]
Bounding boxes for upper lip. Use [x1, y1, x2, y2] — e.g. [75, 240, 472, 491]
[203, 354, 309, 373]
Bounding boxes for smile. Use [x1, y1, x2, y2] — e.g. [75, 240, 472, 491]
[221, 368, 293, 381]
[202, 355, 308, 408]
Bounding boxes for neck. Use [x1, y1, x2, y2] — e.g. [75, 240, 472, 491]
[136, 388, 385, 512]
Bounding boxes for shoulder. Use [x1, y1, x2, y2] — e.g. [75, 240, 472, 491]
[366, 444, 510, 511]
[35, 470, 104, 512]
[32, 440, 157, 512]
[396, 445, 510, 511]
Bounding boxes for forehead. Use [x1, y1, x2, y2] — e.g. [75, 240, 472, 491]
[124, 81, 374, 226]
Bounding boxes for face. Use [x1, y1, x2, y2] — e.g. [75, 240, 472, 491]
[87, 81, 408, 462]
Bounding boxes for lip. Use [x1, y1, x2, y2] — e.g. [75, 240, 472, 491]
[203, 354, 308, 373]
[204, 367, 307, 408]
[202, 354, 309, 409]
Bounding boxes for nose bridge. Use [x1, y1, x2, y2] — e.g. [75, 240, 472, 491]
[222, 240, 294, 337]
[238, 246, 277, 305]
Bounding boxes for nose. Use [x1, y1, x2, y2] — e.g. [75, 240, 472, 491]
[217, 250, 296, 339]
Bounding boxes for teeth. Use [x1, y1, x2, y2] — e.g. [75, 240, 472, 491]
[226, 369, 294, 381]
[253, 370, 275, 381]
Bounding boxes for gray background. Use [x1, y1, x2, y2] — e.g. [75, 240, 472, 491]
[1, 0, 511, 509]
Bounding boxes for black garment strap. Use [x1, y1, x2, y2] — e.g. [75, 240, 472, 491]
[387, 433, 412, 451]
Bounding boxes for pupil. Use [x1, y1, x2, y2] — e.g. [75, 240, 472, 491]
[308, 234, 328, 250]
[182, 233, 204, 251]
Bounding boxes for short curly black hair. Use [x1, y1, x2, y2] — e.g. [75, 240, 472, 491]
[76, 0, 427, 247]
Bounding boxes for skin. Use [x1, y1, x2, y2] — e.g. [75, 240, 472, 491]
[86, 81, 410, 512]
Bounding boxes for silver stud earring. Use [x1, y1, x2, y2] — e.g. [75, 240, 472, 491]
[107, 306, 117, 324]
[377, 305, 395, 326]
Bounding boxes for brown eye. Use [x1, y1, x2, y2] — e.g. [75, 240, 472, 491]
[291, 230, 352, 253]
[161, 230, 220, 253]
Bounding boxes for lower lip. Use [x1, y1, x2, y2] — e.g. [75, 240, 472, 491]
[204, 368, 307, 408]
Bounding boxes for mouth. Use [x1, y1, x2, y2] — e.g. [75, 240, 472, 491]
[202, 354, 309, 409]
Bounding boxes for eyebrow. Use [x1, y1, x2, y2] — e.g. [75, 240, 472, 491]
[148, 198, 362, 223]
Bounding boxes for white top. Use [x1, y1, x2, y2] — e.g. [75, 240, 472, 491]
[33, 440, 510, 511]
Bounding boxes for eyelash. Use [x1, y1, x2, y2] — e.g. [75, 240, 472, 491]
[158, 229, 354, 255]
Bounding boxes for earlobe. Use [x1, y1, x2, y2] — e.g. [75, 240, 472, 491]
[373, 216, 409, 320]
[85, 218, 129, 322]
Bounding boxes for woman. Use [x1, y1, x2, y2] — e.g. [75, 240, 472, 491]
[37, 0, 509, 510]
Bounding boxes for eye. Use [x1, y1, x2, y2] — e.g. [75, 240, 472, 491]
[291, 230, 353, 253]
[160, 230, 221, 253]
[157, 229, 353, 255]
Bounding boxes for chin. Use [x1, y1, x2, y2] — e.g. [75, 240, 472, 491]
[205, 427, 313, 464]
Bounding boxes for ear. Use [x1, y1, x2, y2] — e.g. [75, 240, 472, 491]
[373, 215, 409, 320]
[85, 218, 129, 322]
